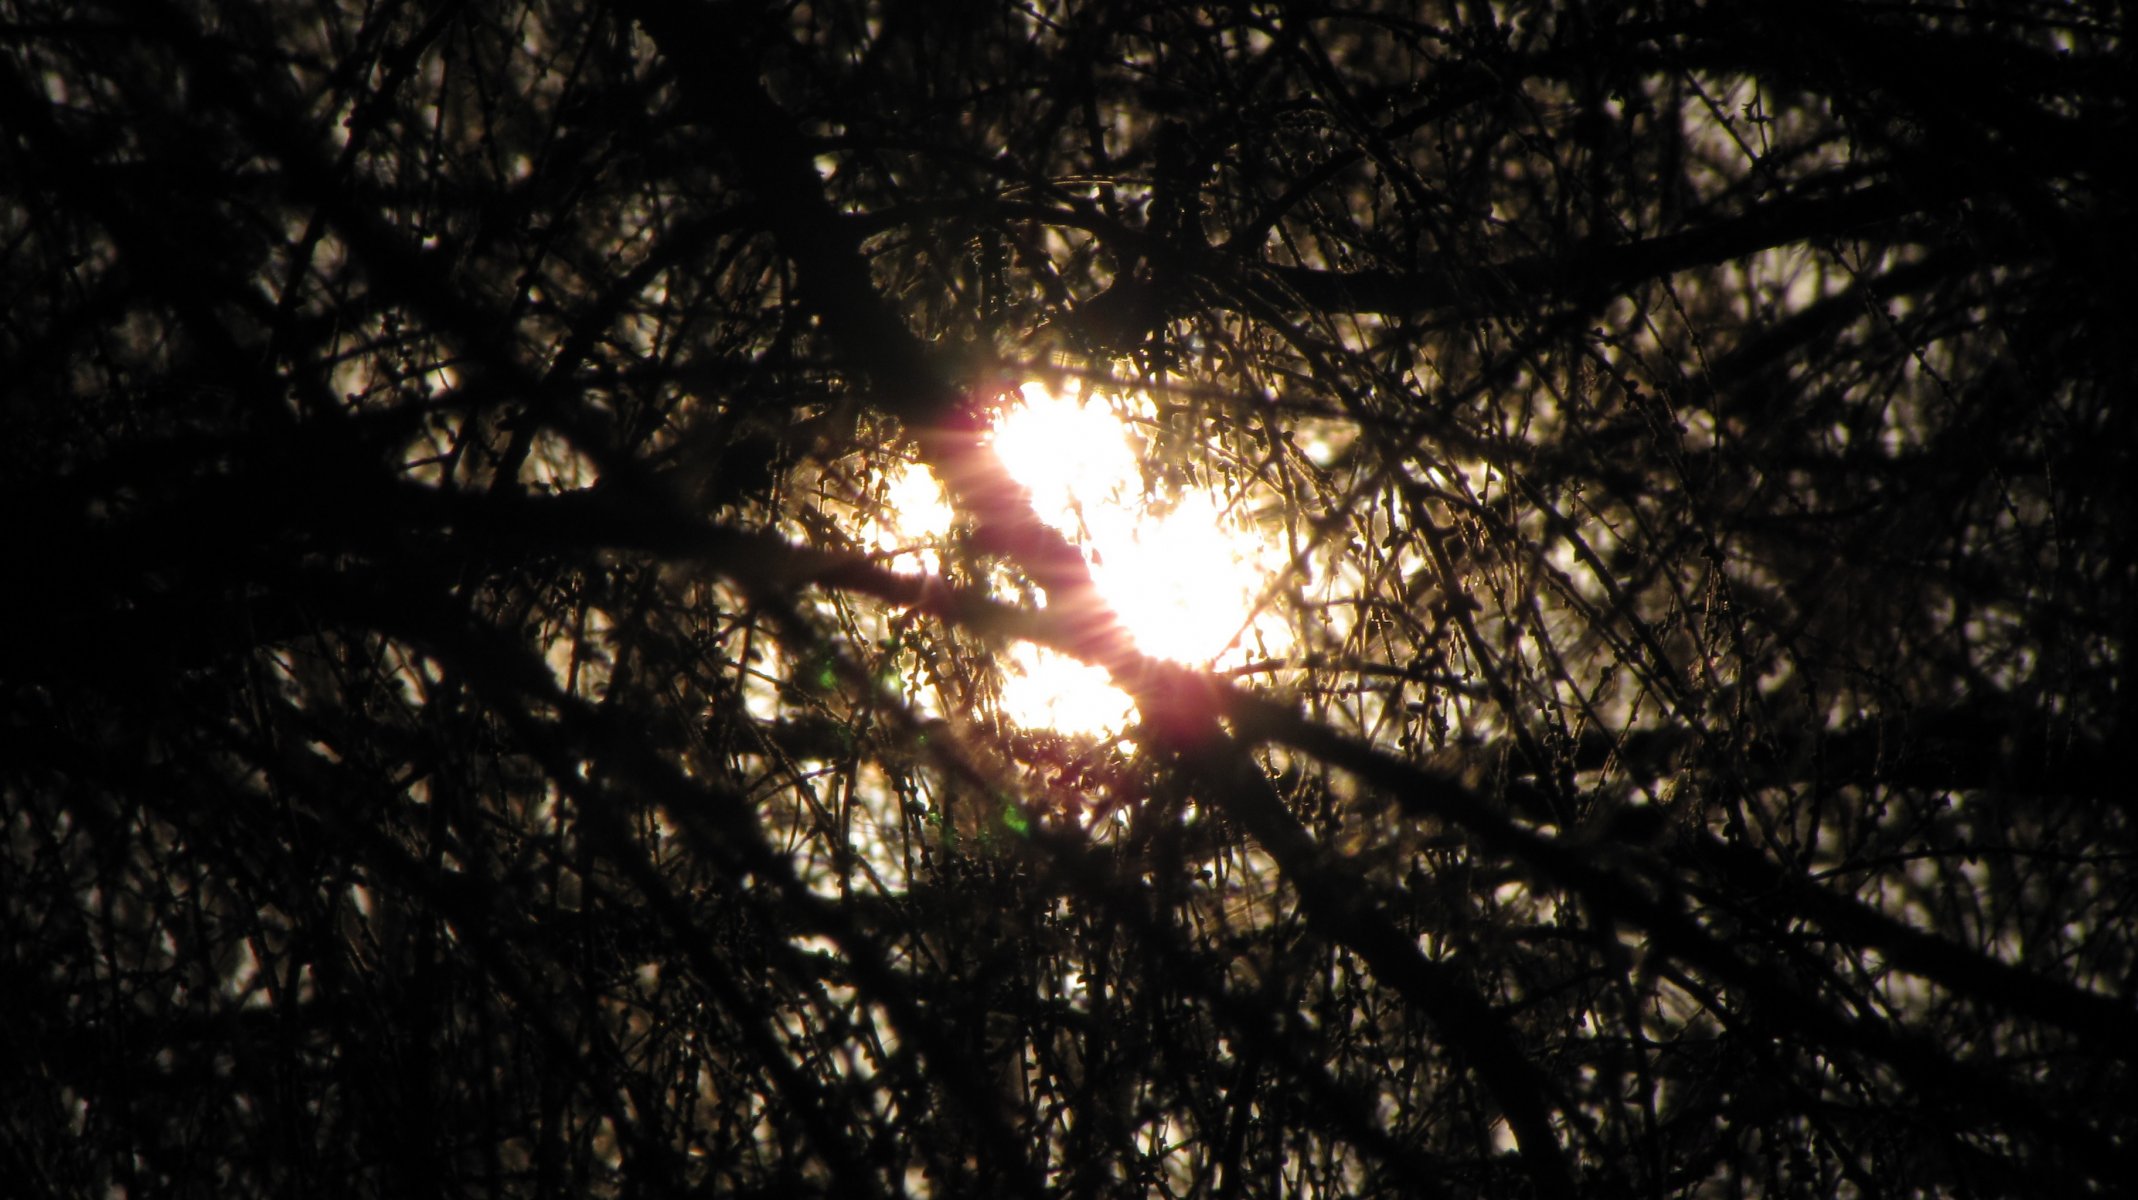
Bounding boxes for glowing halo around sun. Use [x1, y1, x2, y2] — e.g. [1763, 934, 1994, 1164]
[988, 382, 1287, 733]
[863, 381, 1288, 734]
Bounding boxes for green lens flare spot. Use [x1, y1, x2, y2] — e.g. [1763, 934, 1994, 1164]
[1000, 802, 1031, 837]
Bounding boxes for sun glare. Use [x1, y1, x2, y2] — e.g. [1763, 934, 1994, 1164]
[996, 383, 1290, 731]
[868, 382, 1285, 734]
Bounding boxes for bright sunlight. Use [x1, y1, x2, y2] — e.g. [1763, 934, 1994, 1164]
[877, 382, 1289, 734]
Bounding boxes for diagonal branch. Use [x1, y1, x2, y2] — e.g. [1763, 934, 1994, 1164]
[1250, 179, 1953, 318]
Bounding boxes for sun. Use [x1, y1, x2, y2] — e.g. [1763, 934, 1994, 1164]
[990, 382, 1286, 732]
[865, 381, 1286, 734]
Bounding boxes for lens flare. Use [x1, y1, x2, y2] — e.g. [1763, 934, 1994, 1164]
[865, 381, 1284, 734]
[987, 383, 1285, 732]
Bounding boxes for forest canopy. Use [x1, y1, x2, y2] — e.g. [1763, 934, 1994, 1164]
[3, 1, 2133, 1196]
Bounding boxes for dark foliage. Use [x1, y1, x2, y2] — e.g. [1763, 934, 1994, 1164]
[4, 1, 2133, 1196]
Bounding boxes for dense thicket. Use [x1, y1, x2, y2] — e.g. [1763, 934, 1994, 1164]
[4, 1, 2132, 1196]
